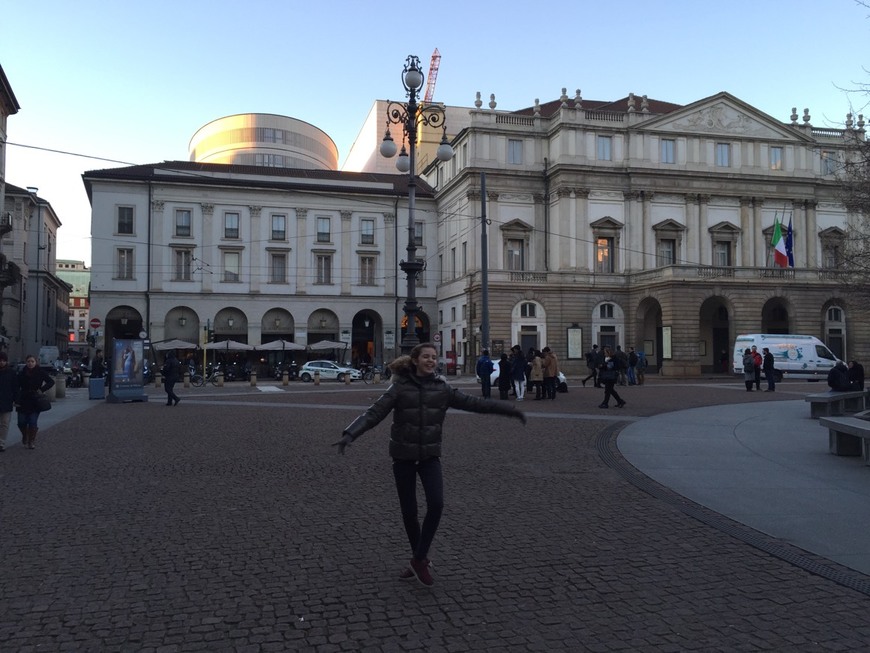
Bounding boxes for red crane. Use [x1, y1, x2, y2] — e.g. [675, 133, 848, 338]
[423, 48, 440, 103]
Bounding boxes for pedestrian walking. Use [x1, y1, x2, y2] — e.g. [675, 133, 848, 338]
[162, 351, 182, 406]
[0, 352, 19, 451]
[762, 347, 776, 392]
[614, 346, 628, 386]
[475, 349, 494, 399]
[542, 347, 559, 400]
[16, 354, 55, 450]
[332, 342, 526, 587]
[637, 351, 648, 385]
[582, 344, 600, 387]
[597, 348, 625, 408]
[627, 347, 638, 385]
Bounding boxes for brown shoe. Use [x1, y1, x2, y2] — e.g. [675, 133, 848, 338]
[409, 558, 434, 587]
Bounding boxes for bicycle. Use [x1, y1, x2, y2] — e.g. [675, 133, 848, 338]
[190, 365, 222, 387]
[361, 365, 389, 384]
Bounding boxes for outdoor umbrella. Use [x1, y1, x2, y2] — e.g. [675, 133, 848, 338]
[256, 339, 305, 351]
[306, 340, 348, 351]
[153, 339, 199, 351]
[203, 340, 254, 351]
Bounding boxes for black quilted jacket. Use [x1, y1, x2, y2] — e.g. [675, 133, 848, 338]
[343, 357, 521, 460]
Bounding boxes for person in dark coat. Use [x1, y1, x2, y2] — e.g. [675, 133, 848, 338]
[827, 361, 851, 391]
[742, 348, 755, 391]
[16, 354, 55, 450]
[848, 360, 865, 390]
[162, 351, 182, 406]
[497, 353, 512, 400]
[0, 352, 19, 451]
[597, 347, 626, 408]
[762, 347, 776, 392]
[333, 342, 526, 588]
[510, 346, 528, 401]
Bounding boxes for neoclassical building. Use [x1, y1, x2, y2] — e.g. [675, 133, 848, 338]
[428, 91, 866, 374]
[82, 162, 440, 366]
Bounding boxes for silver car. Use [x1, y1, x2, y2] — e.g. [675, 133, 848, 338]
[299, 360, 361, 382]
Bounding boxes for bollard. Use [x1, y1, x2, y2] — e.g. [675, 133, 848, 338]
[250, 370, 257, 387]
[55, 377, 66, 398]
[282, 371, 289, 386]
[184, 372, 190, 388]
[314, 370, 320, 385]
[345, 372, 351, 386]
[155, 372, 162, 388]
[374, 371, 381, 384]
[217, 373, 224, 388]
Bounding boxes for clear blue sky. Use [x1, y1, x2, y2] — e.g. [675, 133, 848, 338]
[3, 0, 868, 265]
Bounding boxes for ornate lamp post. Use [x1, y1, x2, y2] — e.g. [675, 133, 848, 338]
[380, 54, 454, 354]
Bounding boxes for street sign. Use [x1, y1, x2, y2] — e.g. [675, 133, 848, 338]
[433, 333, 441, 342]
[89, 318, 102, 329]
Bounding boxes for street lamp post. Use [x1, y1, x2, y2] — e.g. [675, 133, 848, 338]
[380, 55, 454, 354]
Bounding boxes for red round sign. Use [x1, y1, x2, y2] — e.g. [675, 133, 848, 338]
[89, 318, 102, 329]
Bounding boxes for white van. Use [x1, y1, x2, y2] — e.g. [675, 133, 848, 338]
[732, 334, 840, 381]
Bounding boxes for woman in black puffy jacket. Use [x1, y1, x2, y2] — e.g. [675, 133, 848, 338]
[334, 342, 526, 587]
[16, 354, 55, 450]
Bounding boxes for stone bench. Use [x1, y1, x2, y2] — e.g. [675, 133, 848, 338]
[819, 413, 870, 461]
[805, 390, 867, 419]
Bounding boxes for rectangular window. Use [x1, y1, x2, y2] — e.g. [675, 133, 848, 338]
[713, 241, 731, 267]
[117, 248, 133, 279]
[224, 212, 240, 239]
[271, 214, 286, 241]
[316, 254, 332, 284]
[770, 146, 783, 171]
[117, 207, 134, 235]
[661, 139, 675, 164]
[361, 218, 375, 245]
[823, 244, 841, 268]
[595, 237, 614, 273]
[461, 241, 467, 274]
[821, 150, 836, 175]
[360, 256, 375, 285]
[270, 253, 287, 283]
[715, 142, 730, 167]
[413, 221, 424, 247]
[599, 304, 614, 319]
[317, 217, 331, 243]
[450, 247, 456, 278]
[507, 139, 523, 165]
[657, 239, 676, 266]
[506, 239, 524, 271]
[174, 249, 192, 281]
[597, 135, 612, 161]
[223, 251, 240, 282]
[175, 209, 191, 237]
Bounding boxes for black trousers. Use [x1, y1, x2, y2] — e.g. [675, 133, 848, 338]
[392, 457, 443, 561]
[164, 380, 179, 404]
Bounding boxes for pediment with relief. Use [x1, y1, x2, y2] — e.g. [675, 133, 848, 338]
[640, 93, 806, 141]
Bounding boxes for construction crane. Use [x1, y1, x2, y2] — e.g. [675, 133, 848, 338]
[423, 48, 440, 103]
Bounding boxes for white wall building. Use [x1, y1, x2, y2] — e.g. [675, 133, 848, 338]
[82, 161, 440, 368]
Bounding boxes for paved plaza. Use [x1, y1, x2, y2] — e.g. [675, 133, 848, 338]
[2, 376, 870, 651]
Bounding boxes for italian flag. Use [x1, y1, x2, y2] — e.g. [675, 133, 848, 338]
[771, 217, 788, 268]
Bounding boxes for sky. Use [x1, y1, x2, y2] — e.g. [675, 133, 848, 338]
[3, 0, 869, 266]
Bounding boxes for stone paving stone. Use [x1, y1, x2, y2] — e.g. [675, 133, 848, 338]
[1, 380, 870, 650]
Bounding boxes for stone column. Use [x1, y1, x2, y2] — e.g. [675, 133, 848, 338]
[575, 189, 589, 270]
[641, 191, 654, 270]
[150, 200, 165, 292]
[248, 205, 262, 294]
[698, 195, 710, 265]
[340, 211, 352, 295]
[793, 199, 808, 267]
[740, 197, 753, 267]
[200, 203, 214, 293]
[752, 198, 765, 267]
[804, 199, 817, 267]
[295, 208, 308, 295]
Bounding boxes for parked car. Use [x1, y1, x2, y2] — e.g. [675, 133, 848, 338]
[299, 360, 361, 382]
[477, 359, 568, 393]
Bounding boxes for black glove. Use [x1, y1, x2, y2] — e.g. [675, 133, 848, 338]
[332, 433, 353, 454]
[511, 409, 527, 426]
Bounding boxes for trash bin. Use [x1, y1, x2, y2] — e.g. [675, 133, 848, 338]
[89, 376, 105, 400]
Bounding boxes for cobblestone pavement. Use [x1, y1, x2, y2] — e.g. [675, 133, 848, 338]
[2, 378, 869, 651]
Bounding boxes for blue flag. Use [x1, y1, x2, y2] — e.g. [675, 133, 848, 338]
[785, 215, 795, 268]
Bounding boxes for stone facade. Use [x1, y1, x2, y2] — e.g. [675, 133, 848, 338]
[429, 91, 867, 375]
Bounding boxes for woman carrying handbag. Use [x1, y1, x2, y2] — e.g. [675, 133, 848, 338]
[16, 354, 55, 450]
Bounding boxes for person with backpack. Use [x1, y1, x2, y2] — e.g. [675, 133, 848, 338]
[597, 347, 626, 409]
[583, 345, 600, 387]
